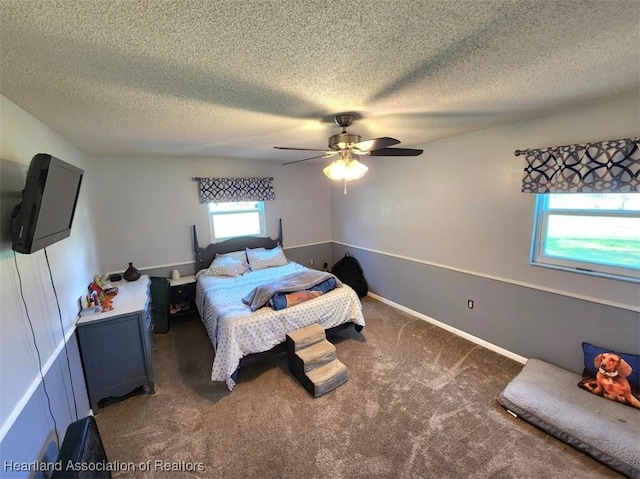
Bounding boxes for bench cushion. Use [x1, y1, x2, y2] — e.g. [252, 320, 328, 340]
[498, 359, 640, 478]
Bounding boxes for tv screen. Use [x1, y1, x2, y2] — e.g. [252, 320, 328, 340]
[11, 154, 84, 254]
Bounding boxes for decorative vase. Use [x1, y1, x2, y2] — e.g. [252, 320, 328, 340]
[123, 262, 141, 281]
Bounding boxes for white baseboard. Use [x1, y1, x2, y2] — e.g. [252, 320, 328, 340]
[367, 292, 528, 365]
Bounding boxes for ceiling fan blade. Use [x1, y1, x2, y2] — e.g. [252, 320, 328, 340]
[369, 147, 423, 156]
[274, 146, 330, 152]
[282, 151, 337, 166]
[353, 136, 400, 152]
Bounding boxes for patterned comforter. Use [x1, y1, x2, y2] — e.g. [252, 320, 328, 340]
[195, 262, 365, 390]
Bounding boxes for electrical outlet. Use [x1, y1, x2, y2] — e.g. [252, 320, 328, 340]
[467, 299, 474, 309]
[310, 259, 314, 266]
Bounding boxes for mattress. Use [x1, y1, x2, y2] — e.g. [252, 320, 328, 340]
[498, 358, 640, 478]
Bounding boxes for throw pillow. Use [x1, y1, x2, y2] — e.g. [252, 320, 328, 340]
[215, 250, 249, 266]
[578, 342, 640, 409]
[206, 255, 249, 277]
[246, 245, 288, 271]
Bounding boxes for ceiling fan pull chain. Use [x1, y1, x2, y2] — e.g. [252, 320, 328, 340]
[344, 178, 348, 195]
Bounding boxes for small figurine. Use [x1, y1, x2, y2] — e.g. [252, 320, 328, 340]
[100, 293, 114, 312]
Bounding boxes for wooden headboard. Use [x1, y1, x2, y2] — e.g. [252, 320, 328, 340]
[192, 218, 283, 271]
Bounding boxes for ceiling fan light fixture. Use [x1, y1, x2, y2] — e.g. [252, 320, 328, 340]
[323, 158, 347, 180]
[344, 159, 369, 180]
[323, 156, 368, 181]
[277, 114, 422, 185]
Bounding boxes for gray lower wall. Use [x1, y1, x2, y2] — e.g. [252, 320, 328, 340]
[283, 243, 333, 271]
[333, 244, 640, 375]
[80, 240, 640, 381]
[0, 333, 90, 479]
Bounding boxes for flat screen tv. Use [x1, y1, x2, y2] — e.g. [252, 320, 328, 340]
[11, 154, 84, 254]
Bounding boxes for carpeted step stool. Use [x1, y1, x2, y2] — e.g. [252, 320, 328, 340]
[286, 323, 347, 397]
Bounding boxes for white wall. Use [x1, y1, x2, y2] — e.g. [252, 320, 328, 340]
[87, 154, 332, 274]
[0, 95, 99, 441]
[331, 93, 640, 309]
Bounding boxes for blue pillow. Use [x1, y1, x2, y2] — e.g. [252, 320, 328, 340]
[579, 342, 640, 409]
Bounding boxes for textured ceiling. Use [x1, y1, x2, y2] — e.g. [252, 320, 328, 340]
[1, 0, 639, 162]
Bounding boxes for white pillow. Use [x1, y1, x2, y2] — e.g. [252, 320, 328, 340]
[216, 250, 248, 265]
[206, 255, 249, 277]
[246, 245, 288, 271]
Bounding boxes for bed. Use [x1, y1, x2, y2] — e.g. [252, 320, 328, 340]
[192, 222, 365, 390]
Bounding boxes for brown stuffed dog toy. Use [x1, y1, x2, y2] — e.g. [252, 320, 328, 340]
[583, 352, 640, 408]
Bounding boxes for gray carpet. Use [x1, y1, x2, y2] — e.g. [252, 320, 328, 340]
[95, 297, 621, 478]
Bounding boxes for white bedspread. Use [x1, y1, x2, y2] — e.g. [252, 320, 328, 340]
[195, 262, 365, 390]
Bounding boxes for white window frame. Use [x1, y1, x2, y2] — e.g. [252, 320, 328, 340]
[208, 201, 266, 242]
[530, 193, 640, 283]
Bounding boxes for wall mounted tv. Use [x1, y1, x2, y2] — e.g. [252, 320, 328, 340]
[11, 154, 84, 254]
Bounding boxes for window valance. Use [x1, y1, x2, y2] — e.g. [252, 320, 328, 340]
[194, 177, 275, 203]
[516, 138, 639, 193]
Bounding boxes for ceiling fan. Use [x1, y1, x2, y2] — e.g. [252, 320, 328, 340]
[275, 114, 423, 166]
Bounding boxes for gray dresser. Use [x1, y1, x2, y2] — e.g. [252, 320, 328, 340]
[76, 275, 154, 413]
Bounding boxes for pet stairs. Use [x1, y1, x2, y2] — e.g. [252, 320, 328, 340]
[286, 323, 347, 397]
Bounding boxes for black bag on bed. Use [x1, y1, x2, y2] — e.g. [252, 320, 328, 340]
[332, 253, 368, 298]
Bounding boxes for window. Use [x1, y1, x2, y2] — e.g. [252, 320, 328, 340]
[531, 193, 640, 282]
[208, 201, 266, 241]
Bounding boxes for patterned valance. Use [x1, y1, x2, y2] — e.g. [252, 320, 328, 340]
[194, 177, 275, 203]
[516, 138, 639, 193]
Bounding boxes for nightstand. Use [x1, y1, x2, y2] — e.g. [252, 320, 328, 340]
[169, 275, 197, 317]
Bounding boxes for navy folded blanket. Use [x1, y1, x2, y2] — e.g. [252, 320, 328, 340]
[270, 277, 336, 310]
[242, 270, 339, 311]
